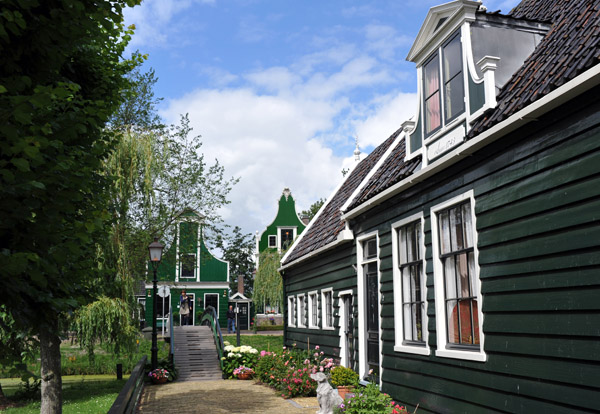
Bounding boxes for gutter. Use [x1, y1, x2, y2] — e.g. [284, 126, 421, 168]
[342, 63, 600, 221]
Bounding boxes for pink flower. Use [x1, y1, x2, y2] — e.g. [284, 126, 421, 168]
[315, 345, 320, 349]
[319, 366, 324, 372]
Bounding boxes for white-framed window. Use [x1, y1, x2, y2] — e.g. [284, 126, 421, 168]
[180, 253, 196, 279]
[392, 213, 429, 355]
[268, 235, 277, 248]
[278, 227, 296, 251]
[423, 30, 464, 137]
[297, 294, 306, 328]
[431, 190, 485, 362]
[308, 291, 319, 329]
[287, 296, 296, 327]
[321, 288, 334, 330]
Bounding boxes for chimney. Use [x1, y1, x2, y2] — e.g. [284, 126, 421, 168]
[238, 275, 244, 296]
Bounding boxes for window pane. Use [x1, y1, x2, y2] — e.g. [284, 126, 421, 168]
[440, 211, 451, 254]
[425, 93, 441, 134]
[365, 239, 377, 259]
[463, 202, 473, 248]
[443, 35, 462, 80]
[444, 74, 465, 121]
[469, 252, 477, 298]
[411, 266, 419, 302]
[457, 253, 469, 298]
[403, 303, 412, 340]
[459, 300, 473, 344]
[407, 224, 415, 262]
[399, 228, 407, 264]
[444, 257, 457, 299]
[415, 303, 423, 342]
[424, 56, 440, 97]
[472, 299, 480, 345]
[450, 206, 464, 251]
[447, 300, 459, 344]
[402, 268, 411, 303]
[416, 223, 422, 260]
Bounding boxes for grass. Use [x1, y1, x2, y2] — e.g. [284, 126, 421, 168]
[2, 375, 128, 414]
[222, 335, 283, 352]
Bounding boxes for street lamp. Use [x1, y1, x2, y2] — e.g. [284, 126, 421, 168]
[148, 237, 164, 370]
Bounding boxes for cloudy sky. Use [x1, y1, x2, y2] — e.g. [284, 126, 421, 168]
[124, 0, 520, 238]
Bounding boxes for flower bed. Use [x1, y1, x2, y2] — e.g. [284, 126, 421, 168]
[221, 341, 259, 378]
[256, 345, 334, 398]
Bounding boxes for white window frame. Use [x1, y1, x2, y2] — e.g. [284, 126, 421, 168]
[297, 293, 307, 328]
[203, 293, 219, 318]
[392, 212, 430, 356]
[431, 190, 486, 362]
[356, 231, 382, 383]
[308, 290, 319, 329]
[287, 296, 296, 327]
[179, 253, 197, 279]
[321, 288, 334, 330]
[268, 234, 277, 248]
[277, 226, 297, 251]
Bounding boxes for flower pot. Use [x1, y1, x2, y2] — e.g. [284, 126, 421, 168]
[152, 377, 168, 385]
[337, 386, 354, 399]
[237, 372, 252, 380]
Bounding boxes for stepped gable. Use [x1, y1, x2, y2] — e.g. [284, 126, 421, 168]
[347, 130, 421, 210]
[469, 0, 600, 136]
[283, 133, 398, 265]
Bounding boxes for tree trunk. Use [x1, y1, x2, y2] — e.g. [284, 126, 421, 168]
[40, 323, 62, 414]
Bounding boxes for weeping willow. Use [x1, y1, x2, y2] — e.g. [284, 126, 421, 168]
[254, 249, 284, 311]
[76, 297, 137, 361]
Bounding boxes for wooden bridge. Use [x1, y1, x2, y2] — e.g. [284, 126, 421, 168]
[173, 325, 223, 381]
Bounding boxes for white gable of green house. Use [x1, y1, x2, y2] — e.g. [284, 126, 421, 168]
[144, 209, 230, 327]
[256, 188, 306, 255]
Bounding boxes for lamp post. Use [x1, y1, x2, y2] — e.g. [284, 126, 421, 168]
[148, 237, 164, 370]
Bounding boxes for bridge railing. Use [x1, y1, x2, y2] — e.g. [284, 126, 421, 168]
[107, 355, 147, 414]
[200, 306, 225, 372]
[167, 304, 174, 363]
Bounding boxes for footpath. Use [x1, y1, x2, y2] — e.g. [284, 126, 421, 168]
[136, 379, 319, 414]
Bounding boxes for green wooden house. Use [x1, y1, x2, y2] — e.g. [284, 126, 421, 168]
[145, 210, 230, 328]
[280, 0, 600, 412]
[253, 188, 307, 314]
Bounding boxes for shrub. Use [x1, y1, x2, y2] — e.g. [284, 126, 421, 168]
[222, 341, 259, 378]
[330, 365, 359, 387]
[334, 382, 408, 414]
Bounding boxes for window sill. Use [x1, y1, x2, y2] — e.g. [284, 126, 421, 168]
[394, 345, 430, 356]
[423, 114, 466, 145]
[435, 348, 486, 362]
[322, 326, 335, 331]
[308, 325, 320, 329]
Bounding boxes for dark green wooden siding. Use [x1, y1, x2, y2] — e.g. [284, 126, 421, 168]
[284, 87, 600, 413]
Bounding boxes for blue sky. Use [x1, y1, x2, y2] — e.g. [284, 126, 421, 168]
[124, 0, 520, 238]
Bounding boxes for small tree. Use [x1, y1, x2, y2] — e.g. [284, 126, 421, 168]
[254, 249, 284, 313]
[215, 226, 256, 296]
[301, 198, 325, 222]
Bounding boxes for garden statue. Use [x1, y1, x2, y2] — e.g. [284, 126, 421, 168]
[311, 372, 343, 414]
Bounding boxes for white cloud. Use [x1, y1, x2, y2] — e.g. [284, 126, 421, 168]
[365, 24, 413, 61]
[124, 0, 214, 48]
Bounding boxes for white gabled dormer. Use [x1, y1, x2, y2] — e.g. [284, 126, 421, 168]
[404, 0, 548, 166]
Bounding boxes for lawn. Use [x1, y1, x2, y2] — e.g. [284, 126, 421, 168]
[2, 375, 128, 414]
[222, 334, 283, 352]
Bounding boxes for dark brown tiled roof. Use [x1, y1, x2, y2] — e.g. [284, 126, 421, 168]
[470, 0, 600, 135]
[283, 132, 399, 264]
[348, 134, 421, 209]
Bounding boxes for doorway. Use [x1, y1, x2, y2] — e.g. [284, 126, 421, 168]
[179, 293, 195, 326]
[237, 302, 249, 330]
[339, 291, 354, 369]
[204, 293, 219, 317]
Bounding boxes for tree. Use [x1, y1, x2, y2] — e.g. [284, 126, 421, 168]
[215, 226, 256, 296]
[254, 249, 284, 312]
[301, 198, 326, 222]
[0, 1, 141, 411]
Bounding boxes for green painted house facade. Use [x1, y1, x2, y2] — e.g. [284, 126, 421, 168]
[145, 210, 230, 328]
[280, 1, 600, 412]
[254, 188, 307, 314]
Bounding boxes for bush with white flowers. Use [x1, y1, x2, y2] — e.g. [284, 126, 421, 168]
[222, 341, 259, 378]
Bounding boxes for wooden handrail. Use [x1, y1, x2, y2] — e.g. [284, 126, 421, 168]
[108, 355, 147, 414]
[200, 306, 225, 372]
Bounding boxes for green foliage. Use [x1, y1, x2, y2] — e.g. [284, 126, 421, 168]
[256, 325, 284, 331]
[255, 345, 335, 398]
[334, 383, 408, 414]
[221, 342, 259, 379]
[221, 334, 283, 352]
[254, 249, 284, 312]
[301, 198, 326, 221]
[330, 365, 359, 387]
[75, 297, 137, 362]
[215, 226, 255, 296]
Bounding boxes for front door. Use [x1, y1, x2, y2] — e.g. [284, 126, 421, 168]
[238, 303, 249, 330]
[205, 294, 219, 317]
[340, 293, 354, 369]
[365, 262, 380, 380]
[180, 293, 195, 326]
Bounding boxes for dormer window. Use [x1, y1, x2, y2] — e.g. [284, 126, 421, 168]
[424, 31, 464, 137]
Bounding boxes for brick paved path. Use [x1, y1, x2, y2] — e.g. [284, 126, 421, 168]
[137, 379, 319, 414]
